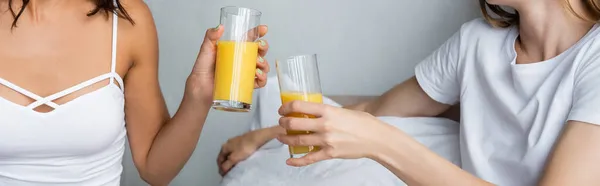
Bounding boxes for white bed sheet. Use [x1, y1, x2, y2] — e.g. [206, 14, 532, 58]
[220, 76, 461, 186]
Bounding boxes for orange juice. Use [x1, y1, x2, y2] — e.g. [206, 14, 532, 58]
[213, 41, 258, 111]
[280, 92, 323, 154]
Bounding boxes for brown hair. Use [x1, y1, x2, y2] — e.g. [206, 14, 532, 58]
[479, 0, 600, 28]
[7, 0, 134, 28]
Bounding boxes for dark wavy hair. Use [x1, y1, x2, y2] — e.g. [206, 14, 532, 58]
[8, 0, 134, 28]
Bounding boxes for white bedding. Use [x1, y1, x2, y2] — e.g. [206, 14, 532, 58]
[220, 76, 461, 186]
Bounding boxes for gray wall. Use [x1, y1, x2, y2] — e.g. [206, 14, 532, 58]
[122, 0, 481, 185]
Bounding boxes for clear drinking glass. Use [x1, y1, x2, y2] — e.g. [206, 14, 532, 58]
[276, 54, 323, 158]
[212, 6, 262, 112]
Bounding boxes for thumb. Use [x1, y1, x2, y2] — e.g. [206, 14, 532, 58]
[196, 25, 224, 62]
[286, 150, 330, 167]
[202, 25, 224, 49]
[193, 25, 224, 73]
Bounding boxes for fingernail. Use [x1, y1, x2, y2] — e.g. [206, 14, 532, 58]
[214, 25, 220, 30]
[258, 56, 264, 63]
[259, 40, 266, 46]
[256, 69, 263, 75]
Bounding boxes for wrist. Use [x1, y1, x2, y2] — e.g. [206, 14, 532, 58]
[371, 124, 426, 176]
[368, 123, 408, 163]
[184, 75, 212, 106]
[249, 126, 285, 146]
[247, 129, 269, 148]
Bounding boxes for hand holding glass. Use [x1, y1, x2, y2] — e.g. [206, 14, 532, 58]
[276, 54, 323, 157]
[212, 6, 262, 112]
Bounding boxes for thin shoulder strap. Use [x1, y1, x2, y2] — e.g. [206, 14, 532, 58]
[110, 9, 119, 84]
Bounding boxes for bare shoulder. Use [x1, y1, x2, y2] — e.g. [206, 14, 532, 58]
[117, 0, 158, 67]
[119, 0, 154, 26]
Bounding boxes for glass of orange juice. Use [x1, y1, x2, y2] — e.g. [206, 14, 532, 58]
[212, 6, 261, 112]
[276, 54, 323, 158]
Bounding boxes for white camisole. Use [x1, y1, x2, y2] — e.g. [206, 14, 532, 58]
[0, 12, 127, 186]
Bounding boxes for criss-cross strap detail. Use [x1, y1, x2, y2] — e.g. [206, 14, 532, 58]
[0, 11, 121, 111]
[0, 77, 61, 108]
[26, 72, 123, 109]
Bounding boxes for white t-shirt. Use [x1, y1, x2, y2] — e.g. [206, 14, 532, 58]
[415, 18, 600, 186]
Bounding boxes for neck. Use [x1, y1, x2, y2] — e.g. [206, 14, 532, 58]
[515, 0, 594, 62]
[17, 0, 73, 23]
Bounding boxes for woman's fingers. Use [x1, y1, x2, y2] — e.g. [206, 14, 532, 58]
[220, 159, 235, 176]
[257, 25, 268, 38]
[254, 55, 269, 88]
[220, 151, 248, 176]
[217, 145, 231, 176]
[217, 145, 230, 165]
[279, 101, 328, 118]
[244, 25, 268, 42]
[217, 151, 226, 165]
[256, 56, 270, 73]
[287, 150, 331, 167]
[220, 154, 240, 176]
[277, 133, 325, 147]
[257, 39, 269, 57]
[279, 117, 324, 132]
[254, 69, 267, 88]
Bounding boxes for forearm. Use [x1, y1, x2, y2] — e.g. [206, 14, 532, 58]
[250, 125, 286, 146]
[345, 99, 459, 121]
[142, 79, 211, 185]
[372, 124, 491, 186]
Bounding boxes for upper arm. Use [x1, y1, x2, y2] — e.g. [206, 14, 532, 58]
[364, 76, 451, 118]
[120, 0, 170, 171]
[539, 121, 600, 186]
[358, 26, 464, 118]
[540, 54, 600, 185]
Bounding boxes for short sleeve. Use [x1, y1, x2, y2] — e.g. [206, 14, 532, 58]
[568, 56, 600, 125]
[414, 30, 462, 105]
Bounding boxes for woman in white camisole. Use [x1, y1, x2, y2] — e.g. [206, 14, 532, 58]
[0, 0, 270, 185]
[271, 0, 600, 185]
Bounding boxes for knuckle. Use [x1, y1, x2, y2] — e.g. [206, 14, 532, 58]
[290, 100, 302, 111]
[321, 120, 331, 132]
[324, 149, 336, 158]
[277, 136, 288, 144]
[288, 118, 300, 129]
[322, 133, 334, 145]
[279, 117, 289, 127]
[295, 135, 306, 145]
[229, 154, 241, 162]
[306, 157, 316, 164]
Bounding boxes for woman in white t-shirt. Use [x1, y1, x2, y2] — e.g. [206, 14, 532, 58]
[274, 0, 600, 185]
